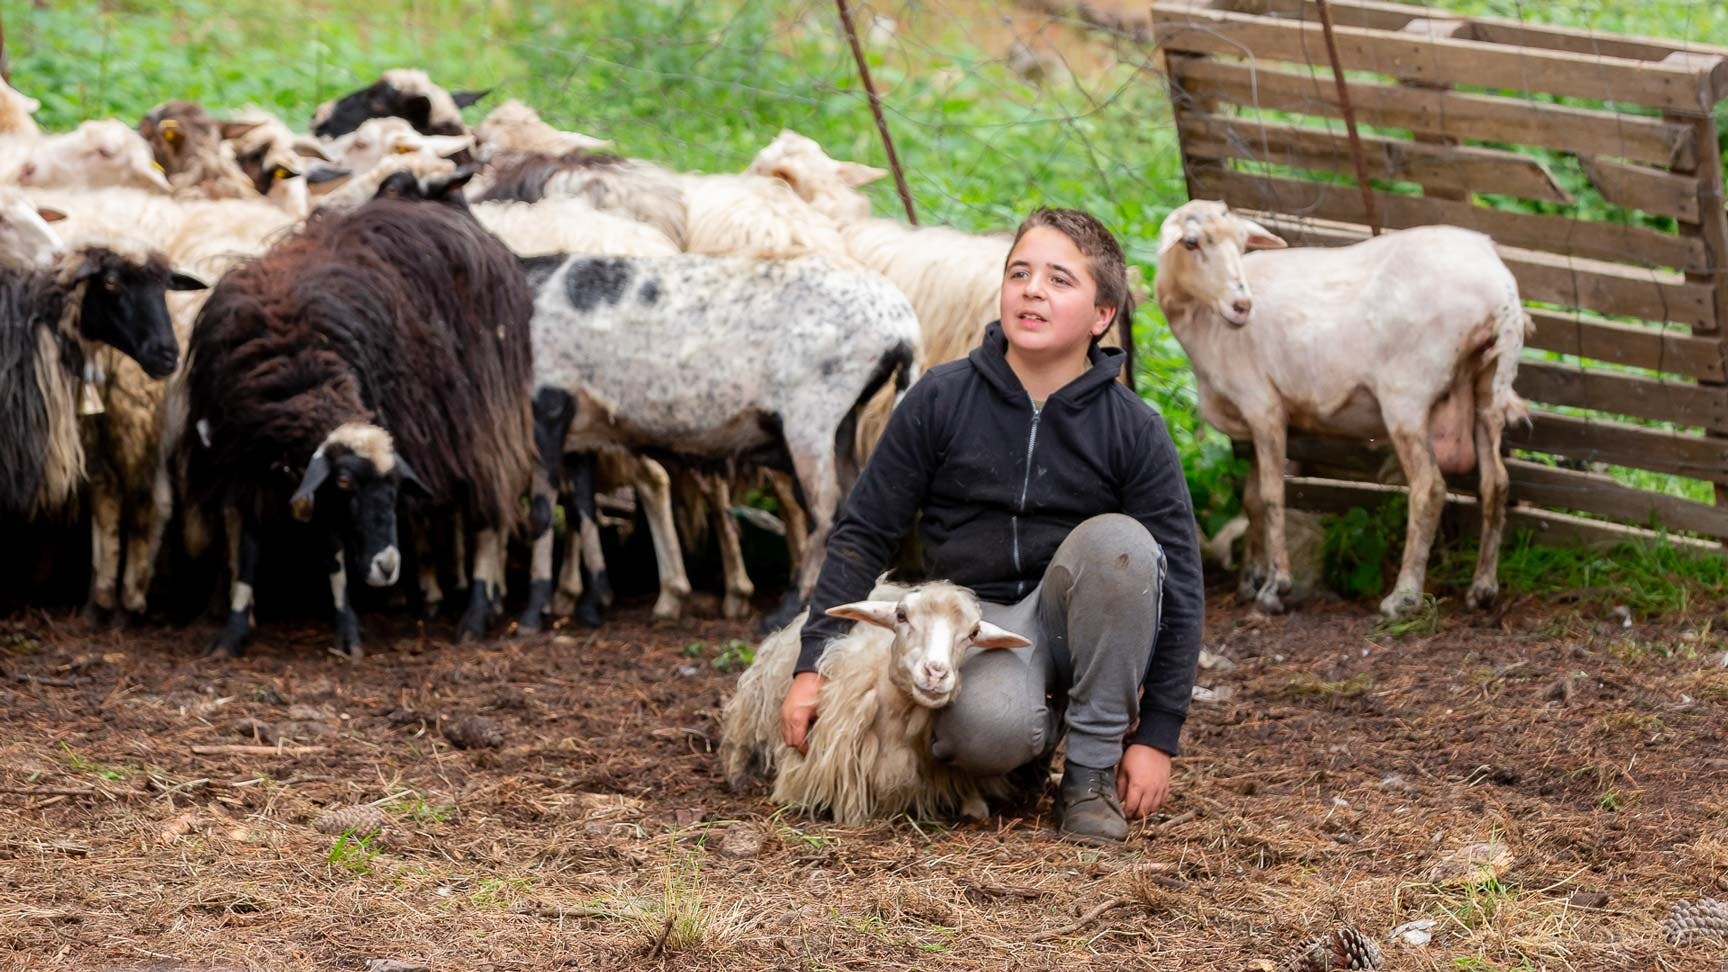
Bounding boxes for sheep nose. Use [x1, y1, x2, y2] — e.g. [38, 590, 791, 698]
[367, 546, 401, 587]
[919, 661, 951, 683]
[1231, 298, 1253, 317]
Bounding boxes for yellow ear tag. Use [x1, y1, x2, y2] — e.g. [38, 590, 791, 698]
[393, 143, 416, 154]
[273, 166, 289, 181]
[152, 160, 165, 172]
[160, 119, 181, 143]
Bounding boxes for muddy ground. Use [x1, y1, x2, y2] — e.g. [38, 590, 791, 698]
[4, 584, 1728, 972]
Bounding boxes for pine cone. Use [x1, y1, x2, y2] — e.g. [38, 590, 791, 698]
[1665, 898, 1728, 945]
[312, 804, 391, 837]
[443, 714, 505, 750]
[1280, 928, 1385, 971]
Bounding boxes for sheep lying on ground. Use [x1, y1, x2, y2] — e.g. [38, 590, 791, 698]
[2, 120, 173, 193]
[720, 580, 1030, 824]
[1153, 200, 1530, 618]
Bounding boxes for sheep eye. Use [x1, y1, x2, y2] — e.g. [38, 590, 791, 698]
[1182, 237, 1200, 252]
[968, 624, 980, 640]
[895, 608, 908, 624]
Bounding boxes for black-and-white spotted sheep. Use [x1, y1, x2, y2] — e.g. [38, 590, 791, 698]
[522, 253, 920, 630]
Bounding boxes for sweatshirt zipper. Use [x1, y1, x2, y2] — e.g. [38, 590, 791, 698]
[1011, 400, 1043, 597]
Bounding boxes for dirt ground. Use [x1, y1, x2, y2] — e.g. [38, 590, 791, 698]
[4, 584, 1728, 972]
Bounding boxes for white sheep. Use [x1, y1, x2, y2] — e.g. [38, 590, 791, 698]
[1, 120, 173, 193]
[321, 117, 471, 176]
[720, 579, 1030, 824]
[473, 99, 609, 162]
[0, 188, 66, 269]
[1153, 200, 1531, 619]
[0, 78, 42, 137]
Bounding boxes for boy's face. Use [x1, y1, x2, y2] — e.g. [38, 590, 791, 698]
[1000, 226, 1115, 361]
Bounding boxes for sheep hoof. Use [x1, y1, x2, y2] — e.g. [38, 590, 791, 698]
[1379, 589, 1422, 620]
[515, 612, 543, 636]
[650, 593, 683, 621]
[457, 583, 500, 642]
[722, 592, 753, 621]
[1467, 581, 1499, 611]
[330, 638, 364, 660]
[550, 592, 577, 618]
[81, 601, 112, 627]
[576, 601, 605, 629]
[421, 599, 444, 621]
[1237, 570, 1265, 602]
[1253, 585, 1286, 615]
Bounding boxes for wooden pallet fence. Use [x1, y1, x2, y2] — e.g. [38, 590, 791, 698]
[1152, 0, 1728, 542]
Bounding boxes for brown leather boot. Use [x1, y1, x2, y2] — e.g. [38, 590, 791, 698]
[1057, 763, 1127, 843]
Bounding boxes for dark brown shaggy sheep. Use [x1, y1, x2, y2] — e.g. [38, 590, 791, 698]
[184, 188, 535, 658]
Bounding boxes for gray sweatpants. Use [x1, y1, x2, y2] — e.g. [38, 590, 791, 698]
[929, 513, 1165, 774]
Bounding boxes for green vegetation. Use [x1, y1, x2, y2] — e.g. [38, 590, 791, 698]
[11, 0, 1726, 597]
[326, 828, 381, 875]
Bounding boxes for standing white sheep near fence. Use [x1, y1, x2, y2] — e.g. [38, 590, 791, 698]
[1152, 200, 1530, 619]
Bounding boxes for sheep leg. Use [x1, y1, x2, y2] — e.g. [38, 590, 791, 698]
[697, 469, 754, 620]
[119, 470, 174, 625]
[209, 507, 258, 659]
[451, 510, 469, 595]
[1237, 455, 1268, 601]
[83, 481, 123, 625]
[551, 452, 608, 627]
[552, 522, 585, 619]
[768, 468, 808, 582]
[456, 527, 503, 642]
[1468, 408, 1509, 610]
[328, 535, 362, 659]
[516, 467, 559, 635]
[1381, 422, 1447, 619]
[767, 439, 840, 632]
[628, 455, 686, 621]
[414, 520, 444, 619]
[1247, 423, 1294, 614]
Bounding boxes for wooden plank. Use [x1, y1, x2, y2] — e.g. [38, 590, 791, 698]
[1578, 156, 1702, 222]
[1192, 167, 1707, 273]
[1514, 360, 1728, 433]
[1170, 54, 1697, 169]
[1508, 410, 1728, 483]
[1179, 111, 1571, 203]
[1526, 310, 1726, 383]
[1222, 0, 1728, 70]
[1238, 209, 1717, 328]
[1245, 434, 1728, 537]
[1150, 1, 1720, 114]
[1283, 475, 1720, 549]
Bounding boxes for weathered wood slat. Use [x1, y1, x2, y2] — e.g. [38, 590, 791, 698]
[1526, 310, 1726, 383]
[1508, 411, 1728, 483]
[1514, 360, 1728, 432]
[1237, 210, 1716, 328]
[1150, 1, 1720, 114]
[1169, 58, 1696, 169]
[1578, 156, 1702, 222]
[1285, 475, 1719, 548]
[1179, 111, 1571, 203]
[1222, 0, 1728, 76]
[1192, 167, 1707, 273]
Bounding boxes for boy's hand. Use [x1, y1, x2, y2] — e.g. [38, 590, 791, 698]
[1117, 744, 1172, 819]
[780, 672, 826, 754]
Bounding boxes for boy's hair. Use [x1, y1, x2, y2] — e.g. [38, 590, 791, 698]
[1008, 207, 1134, 346]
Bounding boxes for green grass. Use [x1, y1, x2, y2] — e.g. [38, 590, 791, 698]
[1439, 529, 1728, 617]
[10, 0, 1726, 567]
[326, 828, 381, 875]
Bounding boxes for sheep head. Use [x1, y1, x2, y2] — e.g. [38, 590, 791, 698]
[17, 120, 173, 193]
[1155, 199, 1286, 328]
[290, 422, 428, 588]
[63, 244, 206, 379]
[827, 582, 1029, 708]
[0, 189, 66, 270]
[747, 129, 884, 224]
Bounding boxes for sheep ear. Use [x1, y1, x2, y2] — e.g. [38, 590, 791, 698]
[293, 137, 334, 161]
[304, 163, 351, 186]
[167, 271, 209, 292]
[399, 94, 434, 132]
[451, 88, 492, 109]
[422, 166, 475, 201]
[825, 600, 899, 630]
[409, 134, 472, 159]
[1156, 217, 1191, 258]
[837, 161, 887, 187]
[36, 207, 66, 223]
[218, 120, 265, 141]
[1239, 218, 1287, 250]
[971, 621, 1031, 650]
[290, 450, 330, 521]
[394, 454, 431, 498]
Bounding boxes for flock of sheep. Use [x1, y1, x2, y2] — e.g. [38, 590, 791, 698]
[0, 69, 1121, 655]
[1, 67, 1535, 822]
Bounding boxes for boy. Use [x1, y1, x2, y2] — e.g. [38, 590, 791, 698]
[781, 208, 1204, 843]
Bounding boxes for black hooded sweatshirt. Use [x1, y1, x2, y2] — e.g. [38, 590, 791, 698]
[797, 322, 1205, 756]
